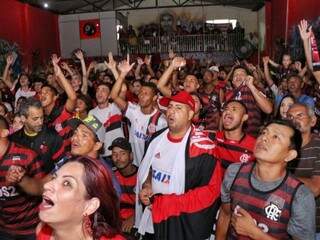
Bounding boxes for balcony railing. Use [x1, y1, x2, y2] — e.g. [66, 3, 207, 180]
[119, 32, 245, 54]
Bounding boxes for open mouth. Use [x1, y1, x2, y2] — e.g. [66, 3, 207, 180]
[40, 195, 55, 210]
[223, 115, 233, 124]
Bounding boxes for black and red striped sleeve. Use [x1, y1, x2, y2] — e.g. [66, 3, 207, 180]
[152, 158, 222, 223]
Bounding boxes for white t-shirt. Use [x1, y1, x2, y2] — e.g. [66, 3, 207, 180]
[125, 102, 167, 166]
[89, 103, 124, 156]
[14, 88, 36, 106]
[151, 133, 185, 194]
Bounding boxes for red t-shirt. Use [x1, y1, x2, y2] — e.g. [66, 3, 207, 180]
[37, 224, 125, 240]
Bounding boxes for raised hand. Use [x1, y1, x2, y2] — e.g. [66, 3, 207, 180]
[74, 49, 84, 60]
[60, 62, 69, 70]
[294, 61, 302, 72]
[298, 19, 312, 41]
[6, 54, 14, 66]
[51, 54, 62, 76]
[137, 57, 144, 66]
[51, 54, 60, 65]
[105, 52, 117, 70]
[244, 75, 255, 88]
[117, 54, 135, 75]
[171, 57, 186, 70]
[262, 56, 270, 65]
[88, 61, 97, 70]
[169, 49, 176, 59]
[144, 55, 152, 65]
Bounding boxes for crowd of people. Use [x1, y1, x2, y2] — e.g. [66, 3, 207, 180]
[0, 18, 320, 240]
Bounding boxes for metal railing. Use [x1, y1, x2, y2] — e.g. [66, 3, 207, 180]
[119, 32, 245, 54]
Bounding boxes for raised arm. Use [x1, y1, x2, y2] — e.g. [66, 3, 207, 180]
[110, 54, 135, 111]
[298, 19, 320, 84]
[74, 50, 88, 95]
[268, 58, 280, 68]
[52, 54, 77, 112]
[134, 57, 144, 80]
[245, 75, 273, 114]
[157, 57, 186, 97]
[144, 55, 155, 78]
[2, 54, 15, 90]
[262, 56, 275, 87]
[105, 52, 119, 80]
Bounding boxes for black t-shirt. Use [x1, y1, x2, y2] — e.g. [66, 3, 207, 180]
[10, 126, 65, 173]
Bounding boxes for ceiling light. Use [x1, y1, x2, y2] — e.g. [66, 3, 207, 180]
[44, 3, 49, 8]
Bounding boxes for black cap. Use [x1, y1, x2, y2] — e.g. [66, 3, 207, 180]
[108, 137, 132, 152]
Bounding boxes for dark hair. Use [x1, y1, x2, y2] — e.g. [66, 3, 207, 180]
[232, 65, 250, 76]
[96, 82, 112, 92]
[41, 84, 58, 96]
[77, 94, 93, 111]
[287, 73, 303, 83]
[275, 94, 295, 120]
[141, 81, 158, 95]
[68, 156, 121, 239]
[223, 99, 248, 114]
[0, 115, 9, 130]
[19, 98, 42, 117]
[264, 119, 302, 151]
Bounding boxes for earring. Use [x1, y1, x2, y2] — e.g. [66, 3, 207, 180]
[83, 214, 93, 236]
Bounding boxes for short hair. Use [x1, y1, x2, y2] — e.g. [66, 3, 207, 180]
[77, 94, 93, 111]
[19, 98, 42, 117]
[96, 82, 112, 92]
[288, 102, 315, 118]
[287, 74, 303, 83]
[264, 119, 302, 151]
[141, 81, 158, 95]
[223, 99, 248, 114]
[41, 84, 58, 96]
[232, 65, 250, 76]
[0, 115, 9, 130]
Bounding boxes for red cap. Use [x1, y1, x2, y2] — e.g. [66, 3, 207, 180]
[161, 91, 195, 112]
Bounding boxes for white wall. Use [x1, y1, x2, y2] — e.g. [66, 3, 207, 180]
[59, 11, 117, 58]
[121, 5, 259, 34]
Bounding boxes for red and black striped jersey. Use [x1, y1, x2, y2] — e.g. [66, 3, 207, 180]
[212, 131, 256, 172]
[229, 162, 301, 239]
[226, 85, 264, 136]
[46, 104, 73, 140]
[0, 142, 44, 236]
[114, 168, 137, 220]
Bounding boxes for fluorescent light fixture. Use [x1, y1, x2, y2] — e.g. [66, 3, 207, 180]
[206, 19, 237, 29]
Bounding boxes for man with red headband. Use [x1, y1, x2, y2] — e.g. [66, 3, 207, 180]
[136, 91, 222, 240]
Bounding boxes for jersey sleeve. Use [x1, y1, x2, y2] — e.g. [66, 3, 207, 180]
[287, 184, 316, 239]
[221, 163, 241, 203]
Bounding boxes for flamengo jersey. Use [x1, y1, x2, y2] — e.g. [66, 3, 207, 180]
[125, 102, 167, 166]
[89, 103, 124, 156]
[212, 131, 256, 171]
[0, 142, 44, 236]
[147, 127, 222, 240]
[226, 85, 263, 136]
[115, 168, 137, 220]
[229, 162, 301, 239]
[46, 104, 73, 146]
